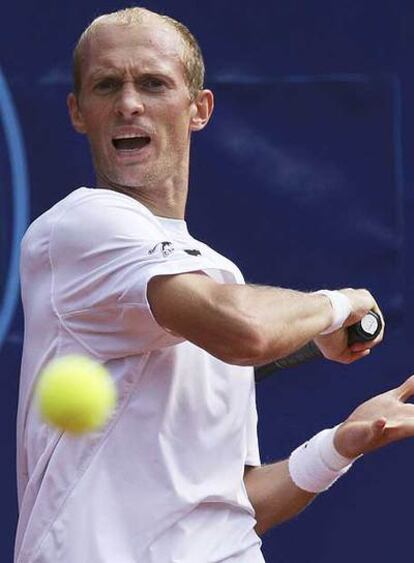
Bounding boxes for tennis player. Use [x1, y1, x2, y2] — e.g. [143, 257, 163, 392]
[15, 7, 414, 563]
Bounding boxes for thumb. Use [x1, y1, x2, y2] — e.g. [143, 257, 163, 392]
[336, 419, 387, 457]
[373, 417, 387, 430]
[355, 418, 387, 454]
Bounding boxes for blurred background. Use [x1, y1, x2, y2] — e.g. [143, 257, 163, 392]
[2, 1, 414, 561]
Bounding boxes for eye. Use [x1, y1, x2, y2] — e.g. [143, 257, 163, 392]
[94, 78, 120, 93]
[141, 77, 166, 91]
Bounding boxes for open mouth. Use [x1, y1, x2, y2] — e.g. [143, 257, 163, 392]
[112, 136, 151, 151]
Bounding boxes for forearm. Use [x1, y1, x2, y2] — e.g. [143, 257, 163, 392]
[221, 284, 332, 364]
[244, 460, 316, 535]
[149, 274, 333, 365]
[245, 425, 362, 535]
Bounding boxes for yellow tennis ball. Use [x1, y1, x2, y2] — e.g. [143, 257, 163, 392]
[36, 355, 117, 434]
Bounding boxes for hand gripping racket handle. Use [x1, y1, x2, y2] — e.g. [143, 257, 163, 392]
[254, 311, 382, 382]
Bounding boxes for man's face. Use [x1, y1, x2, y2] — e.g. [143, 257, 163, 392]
[68, 21, 202, 191]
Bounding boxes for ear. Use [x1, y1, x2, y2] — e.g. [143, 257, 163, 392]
[190, 89, 214, 132]
[67, 93, 87, 134]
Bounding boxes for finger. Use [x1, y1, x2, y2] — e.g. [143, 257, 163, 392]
[383, 420, 399, 429]
[381, 419, 414, 440]
[394, 375, 414, 402]
[341, 349, 371, 364]
[349, 341, 371, 352]
[362, 290, 380, 319]
[369, 301, 386, 338]
[371, 301, 385, 327]
[349, 337, 381, 353]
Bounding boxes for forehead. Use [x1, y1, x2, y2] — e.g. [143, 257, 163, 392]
[82, 21, 186, 77]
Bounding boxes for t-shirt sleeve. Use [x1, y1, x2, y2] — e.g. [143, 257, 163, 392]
[244, 377, 261, 467]
[49, 193, 232, 359]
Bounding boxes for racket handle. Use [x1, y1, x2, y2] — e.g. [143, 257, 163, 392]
[347, 311, 382, 345]
[254, 311, 382, 382]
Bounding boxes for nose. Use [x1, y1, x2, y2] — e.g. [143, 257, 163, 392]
[114, 82, 144, 118]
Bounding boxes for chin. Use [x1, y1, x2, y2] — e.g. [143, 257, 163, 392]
[110, 177, 144, 190]
[97, 167, 145, 190]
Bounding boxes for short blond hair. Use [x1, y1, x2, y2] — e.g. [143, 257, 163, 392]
[72, 7, 205, 100]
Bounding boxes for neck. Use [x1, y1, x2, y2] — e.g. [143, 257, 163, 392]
[97, 179, 188, 219]
[96, 163, 190, 219]
[95, 151, 191, 219]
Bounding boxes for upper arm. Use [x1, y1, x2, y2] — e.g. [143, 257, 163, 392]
[49, 195, 240, 358]
[50, 192, 261, 361]
[147, 273, 261, 364]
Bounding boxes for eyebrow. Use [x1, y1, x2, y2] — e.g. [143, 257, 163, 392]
[88, 68, 123, 81]
[89, 67, 176, 83]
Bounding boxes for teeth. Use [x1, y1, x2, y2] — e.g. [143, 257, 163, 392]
[113, 134, 146, 140]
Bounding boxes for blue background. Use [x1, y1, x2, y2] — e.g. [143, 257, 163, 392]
[2, 1, 414, 561]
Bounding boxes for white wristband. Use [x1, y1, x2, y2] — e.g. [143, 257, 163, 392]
[288, 426, 357, 493]
[317, 290, 352, 335]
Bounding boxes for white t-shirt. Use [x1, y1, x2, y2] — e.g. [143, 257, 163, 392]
[15, 188, 264, 563]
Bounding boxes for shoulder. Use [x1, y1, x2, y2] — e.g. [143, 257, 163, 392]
[53, 188, 164, 244]
[22, 188, 166, 262]
[62, 188, 158, 224]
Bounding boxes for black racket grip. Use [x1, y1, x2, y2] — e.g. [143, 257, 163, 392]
[347, 311, 382, 345]
[254, 311, 383, 382]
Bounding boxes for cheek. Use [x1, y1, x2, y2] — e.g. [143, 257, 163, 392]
[160, 106, 193, 142]
[81, 102, 110, 137]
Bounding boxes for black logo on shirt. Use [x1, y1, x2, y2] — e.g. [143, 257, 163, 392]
[148, 241, 175, 257]
[184, 249, 201, 256]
